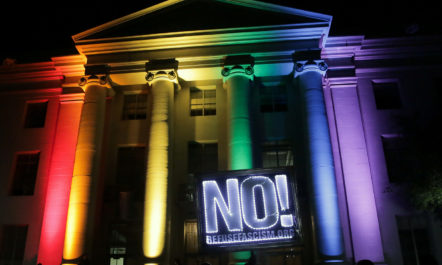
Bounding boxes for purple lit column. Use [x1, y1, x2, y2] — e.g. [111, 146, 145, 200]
[330, 84, 384, 263]
[294, 58, 344, 263]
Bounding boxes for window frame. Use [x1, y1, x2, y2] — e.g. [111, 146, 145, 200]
[23, 100, 48, 128]
[9, 151, 40, 196]
[189, 86, 216, 117]
[121, 92, 148, 120]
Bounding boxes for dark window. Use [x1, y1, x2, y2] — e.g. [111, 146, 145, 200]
[381, 136, 414, 183]
[24, 101, 47, 128]
[122, 94, 147, 120]
[10, 153, 40, 196]
[188, 142, 218, 174]
[115, 146, 146, 201]
[0, 225, 28, 265]
[260, 85, 287, 112]
[190, 87, 216, 116]
[396, 215, 433, 265]
[262, 141, 293, 168]
[372, 81, 402, 109]
[109, 224, 127, 265]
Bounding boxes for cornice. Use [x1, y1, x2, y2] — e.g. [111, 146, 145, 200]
[75, 24, 329, 56]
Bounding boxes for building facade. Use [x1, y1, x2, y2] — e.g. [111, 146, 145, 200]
[0, 1, 441, 265]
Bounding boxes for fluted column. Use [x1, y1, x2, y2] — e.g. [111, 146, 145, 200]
[222, 56, 254, 171]
[294, 57, 345, 263]
[143, 60, 178, 261]
[63, 73, 112, 264]
[222, 55, 254, 264]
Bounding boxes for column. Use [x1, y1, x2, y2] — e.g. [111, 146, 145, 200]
[63, 73, 111, 264]
[38, 95, 83, 265]
[143, 59, 178, 261]
[222, 55, 254, 263]
[222, 55, 254, 170]
[294, 56, 345, 263]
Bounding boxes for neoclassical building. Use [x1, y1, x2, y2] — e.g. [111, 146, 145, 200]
[0, 0, 441, 265]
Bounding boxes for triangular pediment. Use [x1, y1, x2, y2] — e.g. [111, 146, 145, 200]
[73, 0, 331, 41]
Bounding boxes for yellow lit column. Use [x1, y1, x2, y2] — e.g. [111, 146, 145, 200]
[63, 73, 112, 263]
[143, 60, 179, 261]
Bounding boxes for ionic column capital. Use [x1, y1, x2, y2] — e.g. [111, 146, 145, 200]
[79, 64, 113, 95]
[221, 64, 254, 83]
[145, 59, 179, 87]
[293, 59, 328, 78]
[221, 55, 255, 85]
[145, 69, 178, 86]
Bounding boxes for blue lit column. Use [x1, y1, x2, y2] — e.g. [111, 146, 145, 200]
[294, 58, 345, 264]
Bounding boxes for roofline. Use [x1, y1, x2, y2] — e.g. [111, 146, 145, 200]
[72, 0, 332, 42]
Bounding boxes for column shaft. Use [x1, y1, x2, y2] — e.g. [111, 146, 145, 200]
[38, 99, 83, 265]
[143, 79, 174, 259]
[226, 75, 253, 170]
[297, 69, 344, 261]
[63, 84, 108, 262]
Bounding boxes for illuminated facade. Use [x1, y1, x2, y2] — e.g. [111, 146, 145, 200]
[0, 0, 442, 265]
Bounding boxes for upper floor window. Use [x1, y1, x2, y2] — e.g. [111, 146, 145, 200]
[372, 80, 402, 109]
[190, 86, 216, 116]
[122, 94, 147, 120]
[188, 142, 218, 174]
[115, 146, 146, 202]
[262, 141, 293, 168]
[381, 135, 414, 183]
[24, 101, 48, 128]
[10, 152, 40, 196]
[0, 225, 28, 265]
[260, 85, 287, 113]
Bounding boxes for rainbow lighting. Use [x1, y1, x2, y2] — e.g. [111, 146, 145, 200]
[197, 169, 301, 250]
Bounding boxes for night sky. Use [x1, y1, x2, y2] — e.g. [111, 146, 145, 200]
[1, 0, 440, 63]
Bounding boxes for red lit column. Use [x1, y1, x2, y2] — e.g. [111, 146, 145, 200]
[63, 73, 112, 264]
[38, 94, 83, 265]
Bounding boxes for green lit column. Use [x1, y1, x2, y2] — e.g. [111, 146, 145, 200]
[293, 51, 345, 264]
[222, 55, 255, 170]
[222, 55, 254, 264]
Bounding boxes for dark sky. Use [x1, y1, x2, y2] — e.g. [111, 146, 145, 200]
[1, 0, 440, 63]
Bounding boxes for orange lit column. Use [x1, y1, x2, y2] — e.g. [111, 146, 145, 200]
[38, 94, 83, 265]
[222, 56, 254, 263]
[143, 59, 179, 261]
[63, 73, 112, 264]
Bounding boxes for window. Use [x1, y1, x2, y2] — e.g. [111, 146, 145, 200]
[372, 81, 402, 109]
[109, 225, 127, 265]
[188, 142, 218, 174]
[24, 101, 47, 128]
[184, 220, 199, 254]
[10, 152, 40, 196]
[115, 146, 146, 203]
[262, 141, 293, 168]
[0, 225, 28, 265]
[190, 86, 216, 116]
[260, 85, 287, 112]
[122, 94, 147, 120]
[381, 136, 414, 183]
[396, 215, 433, 265]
